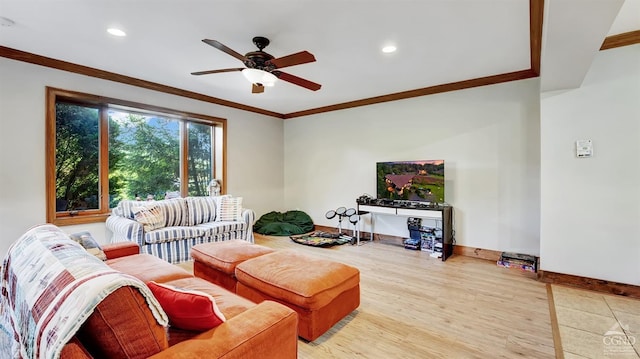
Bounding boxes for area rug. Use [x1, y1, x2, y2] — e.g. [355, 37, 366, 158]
[290, 231, 353, 247]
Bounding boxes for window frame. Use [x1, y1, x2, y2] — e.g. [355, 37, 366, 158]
[46, 87, 227, 225]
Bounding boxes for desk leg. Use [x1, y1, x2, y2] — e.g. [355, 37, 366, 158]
[370, 213, 374, 242]
[354, 214, 370, 246]
[355, 210, 374, 245]
[356, 218, 360, 246]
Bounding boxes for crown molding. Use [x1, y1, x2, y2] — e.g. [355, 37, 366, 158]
[0, 45, 284, 118]
[600, 30, 640, 50]
[16, 1, 635, 119]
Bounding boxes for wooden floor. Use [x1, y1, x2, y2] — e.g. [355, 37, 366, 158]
[178, 235, 640, 358]
[254, 234, 555, 359]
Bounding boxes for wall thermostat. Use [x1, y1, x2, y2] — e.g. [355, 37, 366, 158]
[576, 139, 593, 158]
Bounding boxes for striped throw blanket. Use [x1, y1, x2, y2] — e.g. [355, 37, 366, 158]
[0, 224, 168, 359]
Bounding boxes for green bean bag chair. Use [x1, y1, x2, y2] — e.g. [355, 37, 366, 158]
[254, 210, 314, 236]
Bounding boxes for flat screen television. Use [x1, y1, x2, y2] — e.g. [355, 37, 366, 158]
[376, 160, 445, 203]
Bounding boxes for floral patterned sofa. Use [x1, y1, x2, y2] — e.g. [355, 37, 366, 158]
[106, 196, 255, 264]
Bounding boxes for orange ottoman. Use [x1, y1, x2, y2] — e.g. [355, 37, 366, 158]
[235, 250, 360, 341]
[191, 240, 275, 292]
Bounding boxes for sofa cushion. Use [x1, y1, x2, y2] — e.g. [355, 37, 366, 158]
[185, 196, 217, 226]
[107, 253, 193, 284]
[216, 196, 243, 221]
[147, 281, 226, 331]
[155, 198, 188, 227]
[60, 337, 92, 359]
[235, 250, 360, 310]
[144, 226, 208, 244]
[117, 200, 146, 219]
[118, 199, 187, 227]
[132, 204, 165, 232]
[195, 221, 247, 237]
[191, 240, 274, 275]
[75, 286, 168, 358]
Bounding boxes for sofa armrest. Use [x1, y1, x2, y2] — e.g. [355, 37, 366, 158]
[102, 242, 140, 259]
[105, 215, 144, 246]
[148, 301, 298, 359]
[241, 209, 256, 243]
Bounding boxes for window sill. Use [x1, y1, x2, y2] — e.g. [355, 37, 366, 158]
[51, 213, 110, 226]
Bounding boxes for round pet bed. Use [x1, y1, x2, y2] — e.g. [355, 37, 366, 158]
[254, 210, 314, 236]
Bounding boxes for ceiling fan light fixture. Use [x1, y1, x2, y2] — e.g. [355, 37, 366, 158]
[242, 68, 277, 87]
[0, 17, 16, 27]
[382, 45, 397, 53]
[107, 27, 127, 37]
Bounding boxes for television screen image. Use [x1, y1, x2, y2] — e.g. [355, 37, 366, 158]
[376, 160, 445, 203]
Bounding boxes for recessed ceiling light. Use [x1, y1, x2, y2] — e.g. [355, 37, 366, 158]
[382, 45, 397, 53]
[107, 28, 126, 37]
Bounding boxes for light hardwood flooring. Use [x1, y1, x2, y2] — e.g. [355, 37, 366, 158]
[178, 235, 640, 358]
[256, 235, 555, 358]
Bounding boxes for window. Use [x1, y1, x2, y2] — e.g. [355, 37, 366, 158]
[46, 87, 226, 225]
[187, 122, 214, 196]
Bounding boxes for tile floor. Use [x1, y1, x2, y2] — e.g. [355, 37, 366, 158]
[551, 285, 640, 358]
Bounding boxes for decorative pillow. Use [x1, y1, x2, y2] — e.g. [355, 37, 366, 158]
[132, 204, 165, 232]
[216, 196, 243, 222]
[156, 198, 188, 227]
[69, 231, 107, 260]
[146, 281, 226, 331]
[185, 196, 217, 226]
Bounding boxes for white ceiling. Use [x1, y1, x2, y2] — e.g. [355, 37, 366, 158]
[0, 0, 638, 115]
[540, 0, 638, 92]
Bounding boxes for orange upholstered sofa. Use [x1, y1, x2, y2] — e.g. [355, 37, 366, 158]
[60, 241, 299, 359]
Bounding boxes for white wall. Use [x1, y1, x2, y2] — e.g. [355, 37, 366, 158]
[0, 58, 284, 256]
[284, 79, 541, 255]
[6, 44, 636, 286]
[540, 44, 640, 285]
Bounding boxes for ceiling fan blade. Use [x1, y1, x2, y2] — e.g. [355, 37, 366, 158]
[191, 68, 244, 76]
[274, 71, 321, 91]
[269, 51, 316, 69]
[202, 39, 246, 62]
[252, 83, 265, 94]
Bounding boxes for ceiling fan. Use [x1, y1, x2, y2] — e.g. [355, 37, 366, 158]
[191, 36, 321, 94]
